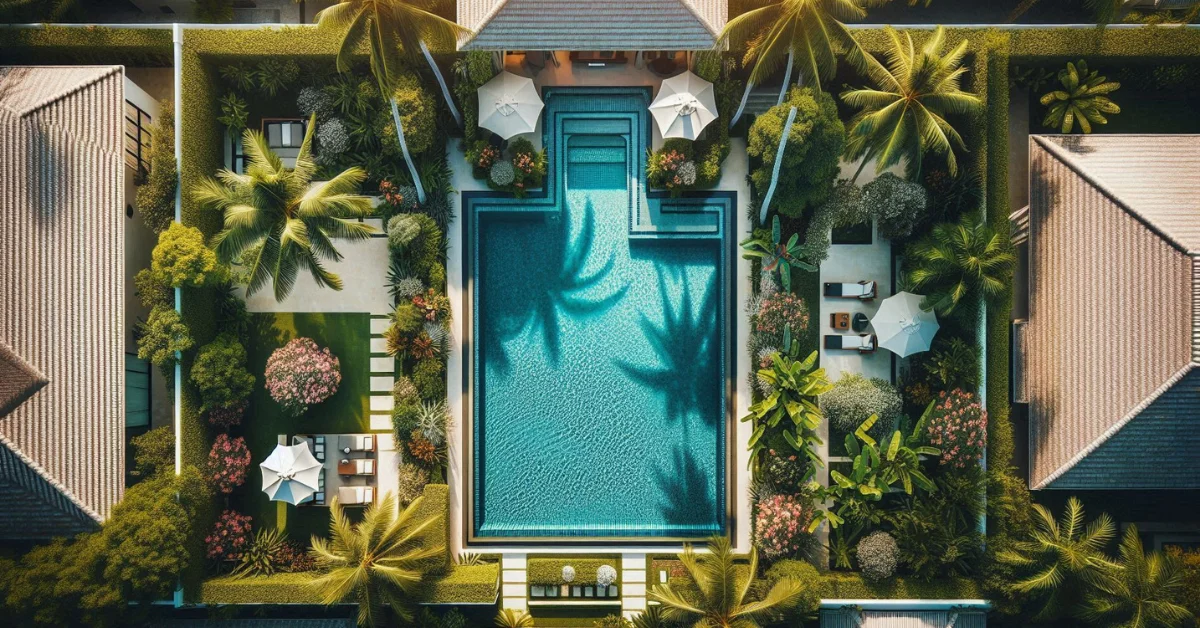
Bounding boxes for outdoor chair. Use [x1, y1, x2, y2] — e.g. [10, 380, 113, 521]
[824, 280, 877, 300]
[337, 485, 374, 506]
[824, 334, 877, 353]
[337, 434, 374, 454]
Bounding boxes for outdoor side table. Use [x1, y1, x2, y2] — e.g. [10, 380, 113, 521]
[852, 312, 870, 333]
[831, 312, 851, 330]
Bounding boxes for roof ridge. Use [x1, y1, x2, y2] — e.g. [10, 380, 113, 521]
[3, 66, 122, 118]
[1031, 135, 1192, 255]
[0, 434, 103, 524]
[1194, 254, 1200, 364]
[1034, 362, 1195, 489]
[678, 0, 721, 37]
[0, 341, 48, 419]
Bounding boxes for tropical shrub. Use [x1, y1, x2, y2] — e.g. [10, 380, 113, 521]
[466, 140, 501, 174]
[413, 358, 446, 401]
[273, 541, 316, 573]
[379, 73, 436, 156]
[927, 336, 981, 391]
[762, 559, 822, 622]
[747, 87, 845, 217]
[205, 434, 251, 494]
[417, 400, 450, 447]
[926, 389, 987, 469]
[1041, 60, 1121, 134]
[495, 609, 535, 628]
[754, 492, 815, 560]
[752, 291, 810, 348]
[264, 338, 342, 416]
[151, 222, 223, 288]
[316, 117, 350, 156]
[861, 172, 928, 240]
[134, 268, 172, 311]
[744, 350, 831, 470]
[1166, 546, 1200, 621]
[393, 376, 419, 405]
[888, 469, 985, 580]
[253, 59, 300, 97]
[231, 527, 287, 578]
[134, 100, 177, 234]
[407, 429, 442, 466]
[740, 215, 815, 294]
[297, 86, 333, 119]
[799, 180, 866, 266]
[646, 140, 693, 194]
[593, 615, 631, 628]
[207, 400, 246, 430]
[388, 214, 423, 251]
[190, 333, 255, 413]
[490, 160, 515, 186]
[217, 92, 248, 133]
[206, 509, 252, 562]
[137, 305, 193, 366]
[379, 179, 422, 214]
[391, 274, 425, 302]
[413, 288, 451, 323]
[906, 214, 1015, 316]
[508, 137, 547, 195]
[397, 463, 430, 507]
[763, 447, 812, 490]
[857, 531, 899, 581]
[1081, 525, 1191, 628]
[130, 426, 174, 478]
[821, 373, 902, 436]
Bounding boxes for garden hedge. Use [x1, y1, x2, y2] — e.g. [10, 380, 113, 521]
[813, 573, 981, 600]
[426, 563, 500, 604]
[0, 26, 172, 65]
[527, 557, 621, 586]
[412, 483, 452, 573]
[201, 572, 323, 605]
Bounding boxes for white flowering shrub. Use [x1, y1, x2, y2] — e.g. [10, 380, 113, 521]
[490, 160, 515, 186]
[677, 160, 698, 186]
[596, 565, 617, 588]
[862, 172, 927, 240]
[856, 531, 899, 581]
[820, 373, 902, 436]
[316, 118, 350, 156]
[561, 565, 575, 582]
[297, 86, 332, 119]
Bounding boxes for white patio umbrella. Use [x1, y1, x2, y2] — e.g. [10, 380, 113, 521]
[870, 291, 941, 358]
[649, 71, 719, 140]
[260, 443, 322, 505]
[477, 71, 543, 139]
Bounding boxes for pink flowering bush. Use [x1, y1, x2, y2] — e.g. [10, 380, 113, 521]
[754, 493, 814, 559]
[206, 510, 252, 561]
[264, 337, 341, 416]
[207, 400, 246, 430]
[926, 389, 987, 469]
[754, 292, 810, 345]
[205, 434, 251, 493]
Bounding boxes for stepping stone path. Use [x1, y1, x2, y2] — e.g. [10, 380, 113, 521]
[501, 553, 528, 612]
[621, 553, 648, 619]
[368, 315, 394, 431]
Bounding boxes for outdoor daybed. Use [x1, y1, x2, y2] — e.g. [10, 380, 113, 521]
[824, 334, 877, 352]
[824, 280, 877, 300]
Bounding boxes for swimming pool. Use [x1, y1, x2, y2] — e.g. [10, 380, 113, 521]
[464, 87, 734, 540]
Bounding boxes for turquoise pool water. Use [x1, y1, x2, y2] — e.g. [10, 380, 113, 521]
[466, 88, 733, 539]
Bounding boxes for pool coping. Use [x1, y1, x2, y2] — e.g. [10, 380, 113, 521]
[456, 86, 739, 546]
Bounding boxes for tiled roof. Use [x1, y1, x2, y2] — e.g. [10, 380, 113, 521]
[458, 0, 725, 50]
[1024, 135, 1200, 490]
[0, 341, 47, 419]
[0, 66, 126, 537]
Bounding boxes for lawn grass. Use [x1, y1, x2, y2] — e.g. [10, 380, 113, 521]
[233, 312, 373, 546]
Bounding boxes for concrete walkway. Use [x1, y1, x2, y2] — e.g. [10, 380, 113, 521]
[368, 314, 395, 431]
[621, 553, 648, 619]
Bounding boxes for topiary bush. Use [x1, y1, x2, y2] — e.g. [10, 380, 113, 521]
[490, 160, 515, 186]
[762, 559, 822, 620]
[856, 531, 899, 581]
[130, 426, 175, 478]
[134, 100, 177, 235]
[190, 333, 255, 413]
[134, 267, 173, 311]
[862, 172, 928, 240]
[151, 222, 224, 288]
[821, 373, 903, 436]
[316, 118, 350, 156]
[747, 87, 845, 217]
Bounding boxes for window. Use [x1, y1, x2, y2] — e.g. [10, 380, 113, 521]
[124, 100, 153, 175]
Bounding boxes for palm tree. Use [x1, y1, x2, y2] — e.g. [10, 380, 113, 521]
[1081, 525, 1192, 628]
[719, 0, 878, 126]
[309, 492, 445, 627]
[193, 114, 377, 302]
[648, 536, 807, 627]
[1040, 59, 1121, 134]
[906, 214, 1015, 316]
[996, 497, 1118, 621]
[841, 26, 983, 181]
[316, 0, 469, 202]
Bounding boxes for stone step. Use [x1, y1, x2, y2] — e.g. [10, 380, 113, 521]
[370, 357, 394, 373]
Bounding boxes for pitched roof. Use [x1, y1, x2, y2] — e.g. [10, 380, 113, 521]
[458, 0, 725, 50]
[1024, 134, 1200, 490]
[0, 341, 47, 418]
[0, 66, 126, 537]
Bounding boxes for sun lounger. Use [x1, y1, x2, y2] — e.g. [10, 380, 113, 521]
[338, 458, 375, 476]
[824, 334, 877, 352]
[337, 434, 374, 454]
[337, 486, 374, 506]
[824, 280, 877, 300]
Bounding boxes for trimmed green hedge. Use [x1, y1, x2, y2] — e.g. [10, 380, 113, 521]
[527, 557, 621, 585]
[201, 572, 322, 605]
[814, 573, 981, 600]
[412, 483, 452, 574]
[0, 26, 172, 65]
[427, 563, 500, 604]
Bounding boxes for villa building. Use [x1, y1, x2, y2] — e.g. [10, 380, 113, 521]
[1013, 134, 1200, 492]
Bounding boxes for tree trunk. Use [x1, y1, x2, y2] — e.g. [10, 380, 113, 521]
[776, 50, 794, 106]
[760, 106, 798, 224]
[390, 98, 427, 204]
[420, 40, 462, 128]
[729, 79, 754, 129]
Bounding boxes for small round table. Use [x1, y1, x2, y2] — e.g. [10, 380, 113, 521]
[852, 312, 871, 333]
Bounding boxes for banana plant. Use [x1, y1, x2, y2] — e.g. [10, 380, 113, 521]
[742, 349, 832, 471]
[1040, 59, 1121, 134]
[810, 404, 941, 532]
[741, 215, 816, 293]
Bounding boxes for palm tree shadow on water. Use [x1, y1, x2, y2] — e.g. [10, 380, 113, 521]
[481, 199, 628, 375]
[615, 266, 721, 428]
[653, 446, 718, 531]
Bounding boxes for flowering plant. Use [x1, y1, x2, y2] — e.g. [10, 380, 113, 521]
[274, 541, 316, 572]
[925, 389, 987, 468]
[754, 292, 810, 346]
[206, 510, 252, 561]
[206, 434, 251, 493]
[764, 448, 812, 489]
[378, 179, 420, 212]
[412, 288, 451, 323]
[207, 400, 246, 429]
[476, 144, 500, 170]
[647, 148, 688, 193]
[754, 492, 814, 559]
[265, 338, 341, 416]
[407, 429, 442, 466]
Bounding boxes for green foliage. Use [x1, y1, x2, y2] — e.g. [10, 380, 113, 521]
[217, 92, 248, 133]
[130, 425, 175, 478]
[453, 51, 497, 144]
[593, 615, 632, 628]
[1040, 59, 1121, 133]
[138, 304, 193, 366]
[134, 267, 172, 311]
[1083, 526, 1192, 628]
[527, 558, 619, 585]
[193, 113, 377, 302]
[152, 222, 224, 288]
[190, 333, 255, 413]
[740, 215, 816, 293]
[388, 214, 423, 251]
[0, 468, 210, 627]
[820, 373, 903, 436]
[843, 26, 982, 180]
[495, 609, 534, 628]
[743, 350, 832, 472]
[906, 214, 1016, 316]
[134, 100, 177, 235]
[379, 73, 437, 156]
[887, 468, 986, 580]
[761, 559, 822, 622]
[926, 336, 982, 391]
[648, 536, 806, 627]
[747, 87, 845, 217]
[309, 492, 446, 625]
[254, 59, 300, 97]
[231, 528, 287, 579]
[413, 358, 446, 401]
[861, 172, 929, 241]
